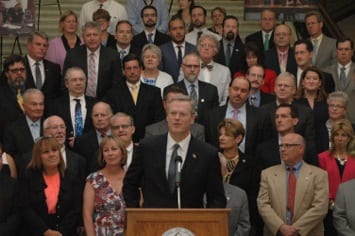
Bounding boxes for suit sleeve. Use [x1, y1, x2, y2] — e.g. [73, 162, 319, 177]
[0, 177, 19, 236]
[235, 190, 251, 236]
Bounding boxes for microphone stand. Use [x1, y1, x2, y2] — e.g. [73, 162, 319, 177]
[175, 156, 182, 209]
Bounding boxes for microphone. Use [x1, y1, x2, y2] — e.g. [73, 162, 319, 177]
[175, 156, 182, 186]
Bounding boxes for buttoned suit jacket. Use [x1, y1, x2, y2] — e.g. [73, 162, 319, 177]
[324, 62, 355, 124]
[198, 61, 231, 106]
[312, 35, 337, 70]
[63, 45, 122, 99]
[144, 119, 205, 141]
[257, 163, 329, 236]
[216, 36, 246, 76]
[263, 47, 297, 76]
[224, 183, 251, 236]
[159, 41, 197, 82]
[123, 134, 226, 208]
[104, 79, 165, 142]
[24, 57, 62, 99]
[204, 104, 259, 157]
[245, 30, 275, 51]
[45, 92, 96, 138]
[131, 30, 170, 55]
[172, 80, 219, 124]
[333, 179, 355, 236]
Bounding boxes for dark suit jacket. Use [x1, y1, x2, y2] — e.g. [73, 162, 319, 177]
[123, 134, 226, 208]
[24, 57, 62, 99]
[105, 33, 117, 49]
[63, 45, 122, 99]
[0, 173, 19, 236]
[19, 169, 82, 236]
[294, 70, 335, 94]
[248, 91, 275, 107]
[215, 36, 246, 76]
[104, 80, 165, 142]
[263, 47, 297, 76]
[45, 92, 96, 138]
[131, 30, 170, 56]
[245, 30, 275, 51]
[204, 104, 259, 158]
[172, 80, 219, 124]
[159, 41, 197, 82]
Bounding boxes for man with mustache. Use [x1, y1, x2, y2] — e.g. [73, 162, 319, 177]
[216, 15, 246, 76]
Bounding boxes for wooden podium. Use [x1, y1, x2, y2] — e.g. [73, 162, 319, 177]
[125, 208, 230, 236]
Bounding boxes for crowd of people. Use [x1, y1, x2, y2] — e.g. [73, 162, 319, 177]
[0, 0, 355, 235]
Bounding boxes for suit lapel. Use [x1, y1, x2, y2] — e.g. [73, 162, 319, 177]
[343, 63, 355, 90]
[181, 138, 198, 180]
[293, 163, 311, 219]
[274, 166, 287, 220]
[24, 57, 36, 88]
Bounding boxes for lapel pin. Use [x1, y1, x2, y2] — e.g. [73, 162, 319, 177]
[235, 49, 239, 52]
[200, 98, 205, 103]
[192, 153, 197, 159]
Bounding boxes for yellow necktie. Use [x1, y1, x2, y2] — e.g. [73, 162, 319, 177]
[131, 84, 138, 104]
[17, 89, 24, 112]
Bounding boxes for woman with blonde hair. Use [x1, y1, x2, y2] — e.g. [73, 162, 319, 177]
[83, 135, 127, 236]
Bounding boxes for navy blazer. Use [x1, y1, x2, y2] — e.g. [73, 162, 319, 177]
[63, 45, 122, 99]
[159, 41, 197, 82]
[123, 134, 226, 208]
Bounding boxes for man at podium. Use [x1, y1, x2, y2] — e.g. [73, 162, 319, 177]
[123, 95, 226, 208]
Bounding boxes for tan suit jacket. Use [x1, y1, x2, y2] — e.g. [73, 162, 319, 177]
[257, 162, 329, 236]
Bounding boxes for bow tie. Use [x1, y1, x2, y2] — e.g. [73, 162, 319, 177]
[201, 63, 213, 71]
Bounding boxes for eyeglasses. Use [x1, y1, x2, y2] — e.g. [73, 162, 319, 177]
[279, 143, 301, 148]
[248, 73, 264, 79]
[111, 124, 131, 130]
[45, 125, 66, 130]
[329, 104, 345, 109]
[9, 67, 26, 73]
[183, 64, 200, 69]
[275, 32, 290, 37]
[199, 43, 216, 49]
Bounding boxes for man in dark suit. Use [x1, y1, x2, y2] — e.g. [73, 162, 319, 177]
[73, 101, 112, 174]
[0, 55, 27, 141]
[263, 24, 297, 76]
[170, 52, 219, 124]
[123, 95, 226, 208]
[293, 39, 334, 94]
[45, 67, 96, 146]
[204, 76, 259, 158]
[63, 21, 122, 99]
[24, 32, 62, 99]
[3, 89, 44, 167]
[245, 9, 276, 51]
[215, 15, 245, 76]
[245, 65, 275, 108]
[146, 85, 205, 141]
[159, 15, 197, 82]
[131, 5, 170, 56]
[104, 53, 165, 142]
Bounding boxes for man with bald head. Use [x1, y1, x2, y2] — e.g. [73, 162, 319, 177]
[258, 133, 328, 236]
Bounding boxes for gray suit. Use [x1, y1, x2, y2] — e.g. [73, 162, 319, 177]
[224, 183, 251, 236]
[333, 179, 355, 236]
[144, 119, 205, 141]
[312, 35, 337, 70]
[324, 62, 355, 124]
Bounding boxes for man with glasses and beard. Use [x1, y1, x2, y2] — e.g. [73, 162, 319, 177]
[216, 15, 246, 76]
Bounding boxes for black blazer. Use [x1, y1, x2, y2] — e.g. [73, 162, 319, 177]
[263, 47, 297, 76]
[204, 104, 259, 158]
[131, 30, 170, 55]
[105, 33, 117, 49]
[123, 134, 226, 208]
[45, 92, 96, 138]
[0, 173, 19, 236]
[63, 45, 122, 99]
[104, 80, 165, 142]
[245, 30, 275, 51]
[24, 57, 62, 99]
[248, 91, 275, 107]
[19, 169, 82, 236]
[215, 36, 246, 76]
[171, 80, 219, 124]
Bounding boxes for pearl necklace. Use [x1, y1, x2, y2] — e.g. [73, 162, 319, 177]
[336, 154, 347, 166]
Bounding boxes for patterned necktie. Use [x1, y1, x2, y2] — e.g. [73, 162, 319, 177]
[87, 53, 97, 97]
[30, 123, 40, 141]
[17, 89, 24, 112]
[131, 84, 138, 104]
[197, 31, 203, 44]
[312, 39, 319, 64]
[264, 33, 270, 51]
[226, 43, 232, 66]
[250, 95, 256, 107]
[340, 67, 346, 88]
[148, 33, 153, 43]
[287, 167, 296, 220]
[35, 62, 42, 89]
[233, 109, 239, 120]
[201, 63, 213, 71]
[190, 84, 197, 110]
[120, 50, 126, 60]
[168, 144, 179, 194]
[177, 45, 182, 68]
[74, 99, 83, 136]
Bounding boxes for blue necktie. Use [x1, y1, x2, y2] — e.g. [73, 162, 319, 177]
[168, 144, 179, 194]
[74, 99, 83, 136]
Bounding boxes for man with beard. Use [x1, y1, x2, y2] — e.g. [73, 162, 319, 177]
[168, 52, 219, 124]
[159, 15, 197, 82]
[0, 55, 27, 141]
[216, 15, 245, 76]
[185, 6, 221, 46]
[131, 5, 170, 56]
[245, 65, 275, 108]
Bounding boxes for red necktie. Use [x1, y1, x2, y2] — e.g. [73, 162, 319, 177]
[287, 167, 296, 219]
